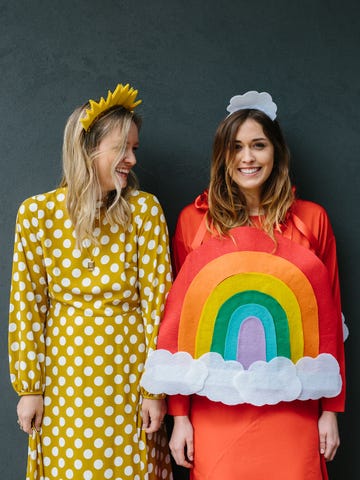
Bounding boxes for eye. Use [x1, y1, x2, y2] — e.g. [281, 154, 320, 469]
[253, 142, 266, 149]
[234, 143, 242, 151]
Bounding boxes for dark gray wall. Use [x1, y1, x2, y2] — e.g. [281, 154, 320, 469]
[1, 1, 359, 478]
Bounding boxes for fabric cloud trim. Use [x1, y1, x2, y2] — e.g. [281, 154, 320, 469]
[141, 350, 342, 406]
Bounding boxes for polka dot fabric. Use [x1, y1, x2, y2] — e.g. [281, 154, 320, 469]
[9, 188, 173, 480]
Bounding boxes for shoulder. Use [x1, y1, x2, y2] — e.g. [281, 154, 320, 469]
[289, 198, 335, 253]
[292, 198, 327, 216]
[178, 190, 209, 223]
[17, 188, 67, 217]
[128, 190, 167, 228]
[128, 189, 164, 212]
[291, 198, 331, 226]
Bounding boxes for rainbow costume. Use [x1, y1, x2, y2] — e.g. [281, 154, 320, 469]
[141, 191, 345, 480]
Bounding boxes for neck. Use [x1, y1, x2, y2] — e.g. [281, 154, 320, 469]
[248, 207, 262, 216]
[243, 192, 261, 216]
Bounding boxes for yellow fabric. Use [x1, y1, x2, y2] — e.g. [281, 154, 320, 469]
[140, 387, 166, 400]
[9, 187, 173, 480]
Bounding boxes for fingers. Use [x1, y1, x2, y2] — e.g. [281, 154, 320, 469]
[17, 414, 35, 435]
[141, 408, 150, 431]
[319, 432, 326, 456]
[323, 435, 340, 461]
[169, 417, 194, 468]
[169, 438, 194, 468]
[141, 398, 166, 434]
[142, 408, 164, 433]
[16, 395, 44, 435]
[143, 418, 162, 434]
[319, 430, 340, 461]
[186, 439, 194, 463]
[33, 410, 43, 433]
[318, 411, 340, 462]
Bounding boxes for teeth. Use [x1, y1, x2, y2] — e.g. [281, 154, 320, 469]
[240, 168, 259, 174]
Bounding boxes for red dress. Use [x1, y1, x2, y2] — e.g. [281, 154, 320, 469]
[157, 192, 345, 479]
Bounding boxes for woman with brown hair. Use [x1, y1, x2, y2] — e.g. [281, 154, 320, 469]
[142, 91, 345, 480]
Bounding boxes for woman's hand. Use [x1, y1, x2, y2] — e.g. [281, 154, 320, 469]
[318, 410, 340, 461]
[169, 415, 194, 468]
[17, 395, 44, 435]
[141, 398, 167, 434]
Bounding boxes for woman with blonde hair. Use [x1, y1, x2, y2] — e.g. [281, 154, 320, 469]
[141, 91, 345, 480]
[9, 83, 173, 480]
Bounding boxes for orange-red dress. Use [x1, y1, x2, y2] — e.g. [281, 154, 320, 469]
[144, 191, 345, 480]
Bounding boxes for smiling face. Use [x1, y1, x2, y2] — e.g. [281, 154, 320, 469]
[229, 118, 274, 207]
[94, 121, 139, 197]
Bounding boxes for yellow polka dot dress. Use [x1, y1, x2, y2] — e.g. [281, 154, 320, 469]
[9, 187, 173, 480]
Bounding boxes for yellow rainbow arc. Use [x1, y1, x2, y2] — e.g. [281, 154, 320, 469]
[178, 251, 319, 361]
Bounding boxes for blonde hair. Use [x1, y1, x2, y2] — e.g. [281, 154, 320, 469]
[60, 105, 141, 246]
[208, 109, 294, 238]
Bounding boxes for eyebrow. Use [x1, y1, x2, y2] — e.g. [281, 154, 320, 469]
[235, 137, 268, 143]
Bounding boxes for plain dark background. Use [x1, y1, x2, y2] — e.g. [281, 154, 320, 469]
[1, 1, 359, 478]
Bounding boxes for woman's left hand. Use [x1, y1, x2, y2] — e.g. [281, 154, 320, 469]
[318, 410, 340, 461]
[141, 398, 167, 434]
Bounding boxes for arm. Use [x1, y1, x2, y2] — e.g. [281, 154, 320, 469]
[9, 199, 48, 432]
[291, 202, 345, 412]
[316, 209, 345, 413]
[137, 194, 172, 432]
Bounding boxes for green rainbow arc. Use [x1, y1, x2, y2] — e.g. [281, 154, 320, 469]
[210, 291, 290, 361]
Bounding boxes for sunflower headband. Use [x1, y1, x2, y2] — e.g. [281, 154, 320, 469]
[80, 83, 142, 131]
[226, 90, 277, 120]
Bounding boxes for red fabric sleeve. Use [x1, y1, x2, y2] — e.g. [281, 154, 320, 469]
[168, 193, 209, 415]
[167, 395, 191, 416]
[289, 201, 345, 412]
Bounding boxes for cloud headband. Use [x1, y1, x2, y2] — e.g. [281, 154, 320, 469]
[226, 90, 277, 120]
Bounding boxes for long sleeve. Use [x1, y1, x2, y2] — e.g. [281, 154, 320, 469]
[313, 210, 345, 411]
[288, 200, 345, 411]
[136, 194, 172, 357]
[8, 198, 48, 395]
[167, 201, 206, 415]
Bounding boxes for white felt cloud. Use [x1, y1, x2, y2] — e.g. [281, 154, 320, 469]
[140, 350, 208, 395]
[141, 350, 342, 406]
[296, 354, 342, 400]
[342, 312, 349, 341]
[232, 356, 301, 406]
[226, 91, 277, 120]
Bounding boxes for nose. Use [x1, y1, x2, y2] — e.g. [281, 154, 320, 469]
[242, 146, 255, 163]
[123, 149, 137, 166]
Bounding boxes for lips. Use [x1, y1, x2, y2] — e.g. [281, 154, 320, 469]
[115, 168, 130, 176]
[238, 167, 261, 175]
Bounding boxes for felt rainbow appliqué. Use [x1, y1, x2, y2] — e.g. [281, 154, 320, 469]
[141, 227, 342, 406]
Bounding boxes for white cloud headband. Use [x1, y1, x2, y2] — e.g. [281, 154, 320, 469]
[226, 90, 277, 120]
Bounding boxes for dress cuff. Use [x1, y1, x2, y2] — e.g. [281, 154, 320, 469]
[18, 391, 43, 396]
[140, 386, 166, 400]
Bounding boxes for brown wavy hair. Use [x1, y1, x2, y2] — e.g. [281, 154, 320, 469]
[208, 109, 294, 237]
[60, 105, 141, 246]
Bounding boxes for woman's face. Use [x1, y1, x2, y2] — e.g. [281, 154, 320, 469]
[94, 121, 139, 197]
[229, 118, 274, 204]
